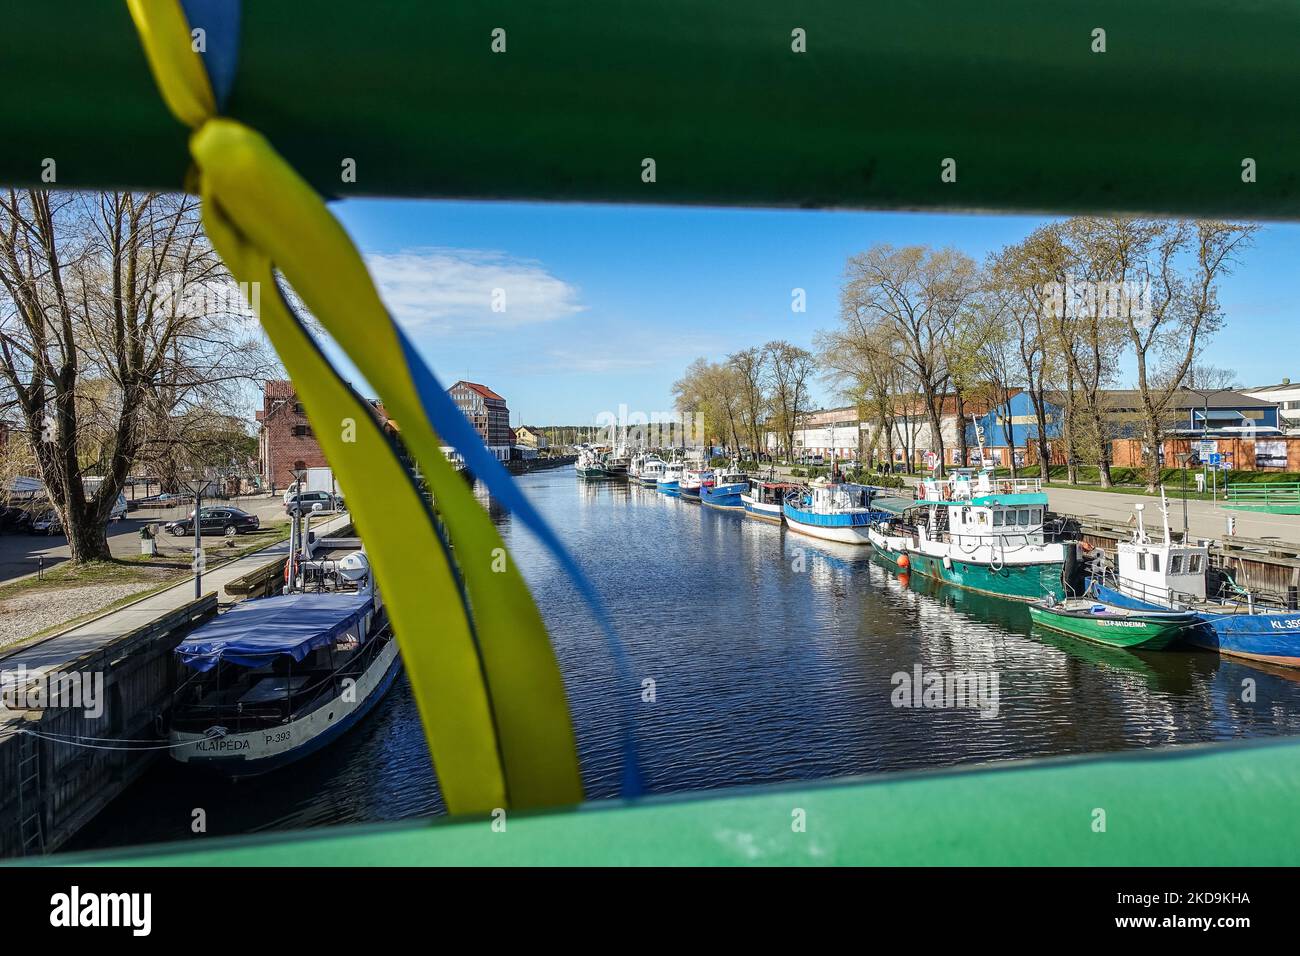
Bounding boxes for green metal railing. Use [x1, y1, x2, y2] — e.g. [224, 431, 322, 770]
[1226, 482, 1300, 504]
[6, 0, 1300, 865]
[4, 2, 1300, 217]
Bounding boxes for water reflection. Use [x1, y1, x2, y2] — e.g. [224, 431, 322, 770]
[75, 465, 1300, 851]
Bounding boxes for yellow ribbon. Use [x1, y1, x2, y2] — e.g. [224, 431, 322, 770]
[126, 0, 582, 811]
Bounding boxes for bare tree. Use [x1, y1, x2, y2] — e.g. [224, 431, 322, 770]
[728, 347, 769, 456]
[1125, 220, 1256, 490]
[0, 190, 274, 562]
[839, 245, 977, 476]
[762, 341, 816, 461]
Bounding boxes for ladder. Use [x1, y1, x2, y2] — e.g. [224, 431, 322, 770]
[15, 727, 46, 856]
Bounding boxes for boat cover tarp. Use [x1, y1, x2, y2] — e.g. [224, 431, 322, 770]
[868, 495, 916, 515]
[175, 593, 374, 672]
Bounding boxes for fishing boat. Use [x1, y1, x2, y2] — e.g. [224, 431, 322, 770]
[575, 447, 614, 480]
[1089, 493, 1300, 667]
[657, 461, 684, 495]
[742, 478, 801, 523]
[701, 464, 749, 511]
[1027, 596, 1195, 650]
[637, 456, 667, 487]
[169, 545, 398, 777]
[678, 466, 715, 502]
[783, 479, 883, 544]
[628, 452, 661, 483]
[867, 470, 1073, 601]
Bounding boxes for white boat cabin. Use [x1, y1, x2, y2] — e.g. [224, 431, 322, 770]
[803, 482, 872, 514]
[1112, 502, 1209, 607]
[945, 501, 1049, 544]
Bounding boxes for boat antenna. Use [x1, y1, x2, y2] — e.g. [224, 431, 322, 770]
[1134, 503, 1148, 544]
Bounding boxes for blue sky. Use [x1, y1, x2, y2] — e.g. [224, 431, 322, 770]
[324, 200, 1300, 424]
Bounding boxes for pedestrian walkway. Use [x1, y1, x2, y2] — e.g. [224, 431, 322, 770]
[889, 473, 1300, 544]
[0, 511, 352, 676]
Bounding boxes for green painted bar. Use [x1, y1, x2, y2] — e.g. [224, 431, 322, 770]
[2, 2, 1300, 217]
[31, 738, 1300, 865]
[8, 1, 1300, 864]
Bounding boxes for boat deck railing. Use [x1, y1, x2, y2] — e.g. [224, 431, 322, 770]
[916, 476, 1044, 502]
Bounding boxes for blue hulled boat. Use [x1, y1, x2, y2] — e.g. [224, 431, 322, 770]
[1090, 495, 1300, 667]
[657, 461, 684, 495]
[783, 480, 884, 545]
[702, 466, 749, 511]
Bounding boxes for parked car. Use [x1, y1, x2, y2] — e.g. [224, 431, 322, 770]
[32, 510, 63, 536]
[164, 507, 261, 537]
[0, 506, 35, 533]
[284, 491, 345, 517]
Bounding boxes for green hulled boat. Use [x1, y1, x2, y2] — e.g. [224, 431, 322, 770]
[1027, 599, 1196, 650]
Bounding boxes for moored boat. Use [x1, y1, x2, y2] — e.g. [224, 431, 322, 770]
[742, 478, 800, 523]
[169, 549, 398, 777]
[679, 466, 715, 502]
[867, 470, 1072, 602]
[1027, 597, 1195, 650]
[637, 457, 667, 487]
[575, 447, 615, 480]
[783, 480, 882, 544]
[701, 465, 749, 511]
[657, 461, 684, 494]
[1090, 493, 1300, 667]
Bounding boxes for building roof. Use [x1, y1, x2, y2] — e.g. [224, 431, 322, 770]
[1041, 388, 1277, 411]
[1099, 388, 1276, 409]
[1245, 380, 1297, 393]
[452, 380, 506, 402]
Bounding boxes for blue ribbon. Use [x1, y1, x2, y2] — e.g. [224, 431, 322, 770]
[180, 0, 241, 110]
[397, 328, 644, 798]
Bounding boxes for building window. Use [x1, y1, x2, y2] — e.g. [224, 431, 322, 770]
[293, 402, 304, 415]
[293, 424, 311, 437]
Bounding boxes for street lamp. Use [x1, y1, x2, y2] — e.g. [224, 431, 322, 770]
[183, 473, 208, 599]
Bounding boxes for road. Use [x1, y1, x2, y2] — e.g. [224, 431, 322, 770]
[0, 496, 292, 585]
[883, 475, 1300, 544]
[763, 466, 1300, 544]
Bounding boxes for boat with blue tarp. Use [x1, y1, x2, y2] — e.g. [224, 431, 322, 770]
[169, 547, 398, 776]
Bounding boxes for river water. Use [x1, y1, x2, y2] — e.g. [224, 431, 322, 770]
[75, 467, 1300, 850]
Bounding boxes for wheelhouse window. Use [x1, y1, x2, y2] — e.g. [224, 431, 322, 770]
[1189, 554, 1204, 573]
[993, 510, 1004, 526]
[1170, 554, 1184, 574]
[1138, 553, 1147, 570]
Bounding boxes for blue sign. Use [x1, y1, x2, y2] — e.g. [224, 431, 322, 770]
[1207, 453, 1222, 465]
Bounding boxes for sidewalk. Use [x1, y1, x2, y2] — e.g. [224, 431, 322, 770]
[890, 473, 1300, 544]
[0, 511, 351, 677]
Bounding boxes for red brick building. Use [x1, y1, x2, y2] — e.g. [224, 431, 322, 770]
[256, 381, 328, 491]
[449, 381, 512, 462]
[256, 380, 392, 491]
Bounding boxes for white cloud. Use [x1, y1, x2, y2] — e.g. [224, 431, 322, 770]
[365, 247, 584, 334]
